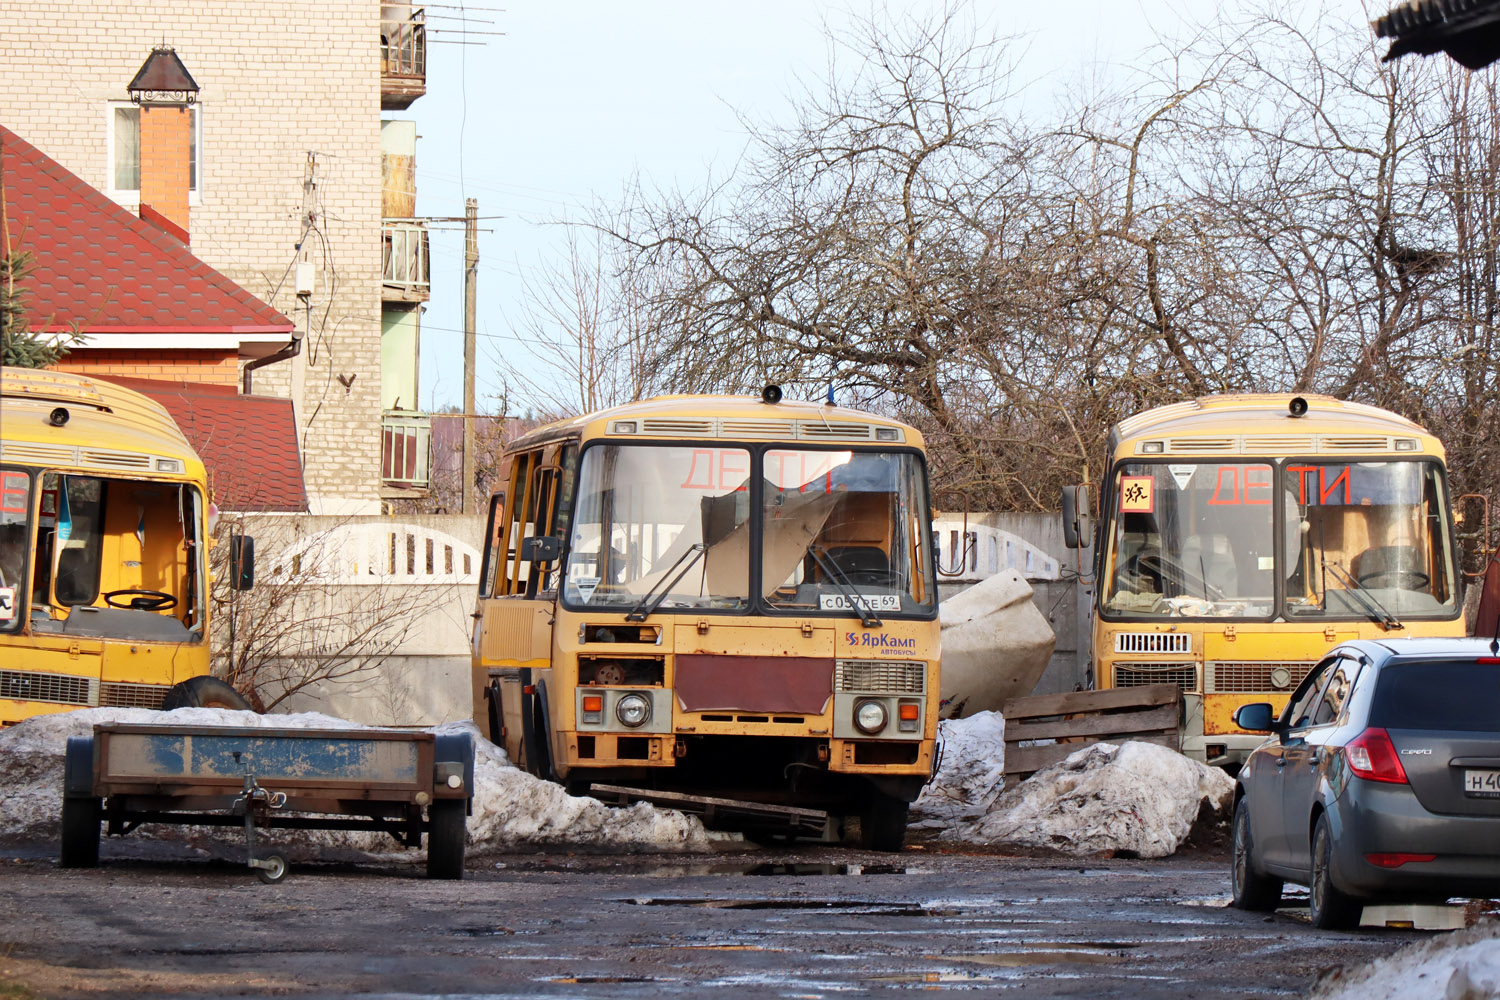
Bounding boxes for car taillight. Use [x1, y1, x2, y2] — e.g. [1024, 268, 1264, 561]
[1344, 727, 1409, 784]
[1366, 853, 1435, 868]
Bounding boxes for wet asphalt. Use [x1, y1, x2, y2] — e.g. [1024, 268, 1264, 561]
[0, 837, 1439, 998]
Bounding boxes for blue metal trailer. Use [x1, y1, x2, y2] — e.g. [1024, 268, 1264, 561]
[60, 724, 475, 882]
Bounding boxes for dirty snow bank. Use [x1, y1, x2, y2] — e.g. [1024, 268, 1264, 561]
[951, 740, 1233, 858]
[910, 711, 1006, 830]
[0, 708, 711, 855]
[1310, 923, 1500, 1000]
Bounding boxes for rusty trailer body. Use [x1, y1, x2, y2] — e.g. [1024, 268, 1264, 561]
[60, 723, 474, 881]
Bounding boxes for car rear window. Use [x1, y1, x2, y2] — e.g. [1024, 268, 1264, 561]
[1369, 661, 1500, 732]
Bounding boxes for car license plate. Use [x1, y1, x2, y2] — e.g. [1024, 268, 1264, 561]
[1464, 769, 1500, 798]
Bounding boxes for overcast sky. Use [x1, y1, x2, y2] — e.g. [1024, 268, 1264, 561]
[406, 0, 1266, 414]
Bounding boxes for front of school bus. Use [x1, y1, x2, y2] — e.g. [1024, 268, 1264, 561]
[471, 392, 940, 848]
[1090, 394, 1464, 767]
[0, 368, 233, 724]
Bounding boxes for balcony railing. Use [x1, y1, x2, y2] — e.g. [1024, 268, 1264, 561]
[381, 7, 427, 109]
[382, 220, 430, 301]
[382, 410, 431, 488]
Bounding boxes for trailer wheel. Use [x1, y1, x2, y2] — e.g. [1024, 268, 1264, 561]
[59, 795, 101, 868]
[859, 794, 910, 853]
[162, 676, 252, 712]
[426, 800, 467, 880]
[255, 853, 289, 884]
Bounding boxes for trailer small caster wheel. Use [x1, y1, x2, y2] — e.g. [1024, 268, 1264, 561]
[255, 854, 289, 884]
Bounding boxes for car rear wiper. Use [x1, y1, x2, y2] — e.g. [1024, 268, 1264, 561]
[1326, 561, 1403, 631]
[625, 543, 706, 623]
[809, 544, 882, 627]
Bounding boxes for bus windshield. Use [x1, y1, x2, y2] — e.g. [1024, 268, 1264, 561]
[1102, 459, 1455, 620]
[561, 444, 935, 616]
[761, 449, 935, 616]
[564, 444, 753, 612]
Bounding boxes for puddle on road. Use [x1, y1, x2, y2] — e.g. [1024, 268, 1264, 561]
[491, 859, 918, 877]
[622, 897, 953, 916]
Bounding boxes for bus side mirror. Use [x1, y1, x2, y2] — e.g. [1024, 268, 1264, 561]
[230, 535, 255, 591]
[1061, 485, 1092, 549]
[521, 535, 562, 563]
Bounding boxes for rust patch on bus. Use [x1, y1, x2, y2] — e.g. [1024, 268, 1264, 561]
[675, 655, 833, 714]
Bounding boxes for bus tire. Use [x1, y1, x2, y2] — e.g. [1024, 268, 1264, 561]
[162, 676, 252, 712]
[60, 795, 101, 868]
[426, 800, 467, 880]
[521, 683, 553, 781]
[860, 793, 909, 852]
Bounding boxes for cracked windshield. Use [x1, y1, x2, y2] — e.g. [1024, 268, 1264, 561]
[1103, 460, 1455, 620]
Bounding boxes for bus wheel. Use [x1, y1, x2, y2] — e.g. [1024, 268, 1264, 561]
[426, 800, 467, 880]
[860, 794, 910, 852]
[162, 676, 252, 712]
[59, 795, 101, 868]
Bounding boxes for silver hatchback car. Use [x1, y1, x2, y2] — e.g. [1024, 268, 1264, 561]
[1230, 637, 1500, 929]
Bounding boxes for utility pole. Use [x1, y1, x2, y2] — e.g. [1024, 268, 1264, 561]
[462, 198, 477, 515]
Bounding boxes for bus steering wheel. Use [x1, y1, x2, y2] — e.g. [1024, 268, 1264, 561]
[103, 589, 178, 611]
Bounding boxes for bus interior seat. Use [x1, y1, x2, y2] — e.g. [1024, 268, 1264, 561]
[54, 548, 94, 606]
[826, 545, 892, 587]
[1352, 544, 1425, 588]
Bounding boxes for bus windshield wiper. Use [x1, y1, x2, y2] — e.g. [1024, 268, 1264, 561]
[809, 544, 882, 627]
[1326, 561, 1403, 631]
[625, 543, 706, 622]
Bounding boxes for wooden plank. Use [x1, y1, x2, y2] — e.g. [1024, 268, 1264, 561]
[1003, 733, 1179, 781]
[1004, 704, 1180, 743]
[1002, 684, 1179, 720]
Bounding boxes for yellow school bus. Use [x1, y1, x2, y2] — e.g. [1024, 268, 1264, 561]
[470, 390, 940, 848]
[0, 367, 250, 723]
[1070, 393, 1464, 767]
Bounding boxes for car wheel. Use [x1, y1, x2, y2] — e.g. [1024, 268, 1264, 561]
[1309, 814, 1361, 930]
[1230, 798, 1282, 911]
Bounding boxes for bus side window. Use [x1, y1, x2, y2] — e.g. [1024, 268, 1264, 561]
[478, 491, 506, 598]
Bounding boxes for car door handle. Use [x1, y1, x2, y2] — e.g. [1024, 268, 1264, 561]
[1308, 751, 1321, 766]
[1275, 756, 1286, 767]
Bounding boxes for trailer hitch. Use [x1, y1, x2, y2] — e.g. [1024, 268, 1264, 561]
[231, 769, 289, 884]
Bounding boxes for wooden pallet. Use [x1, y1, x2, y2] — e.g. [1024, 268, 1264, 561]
[1001, 684, 1182, 789]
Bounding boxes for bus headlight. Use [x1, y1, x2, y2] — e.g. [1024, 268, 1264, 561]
[616, 692, 651, 728]
[854, 699, 888, 735]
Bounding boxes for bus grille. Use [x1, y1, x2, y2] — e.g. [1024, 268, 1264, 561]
[836, 660, 925, 694]
[1209, 661, 1315, 693]
[641, 418, 715, 436]
[100, 681, 171, 709]
[1113, 661, 1198, 691]
[1113, 632, 1191, 654]
[0, 670, 97, 706]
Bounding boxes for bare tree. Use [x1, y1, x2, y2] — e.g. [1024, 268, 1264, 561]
[211, 516, 433, 712]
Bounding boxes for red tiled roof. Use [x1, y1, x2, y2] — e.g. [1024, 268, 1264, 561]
[0, 125, 294, 337]
[100, 376, 308, 513]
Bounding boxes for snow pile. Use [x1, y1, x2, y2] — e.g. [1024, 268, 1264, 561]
[910, 711, 1006, 830]
[1310, 923, 1500, 1000]
[0, 708, 711, 855]
[954, 740, 1233, 858]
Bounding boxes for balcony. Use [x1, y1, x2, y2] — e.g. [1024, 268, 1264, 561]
[381, 6, 427, 109]
[382, 220, 430, 302]
[382, 410, 431, 490]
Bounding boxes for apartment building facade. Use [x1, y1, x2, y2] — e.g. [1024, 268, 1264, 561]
[0, 1, 432, 513]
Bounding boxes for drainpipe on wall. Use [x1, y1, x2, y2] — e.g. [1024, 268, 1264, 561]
[243, 329, 304, 394]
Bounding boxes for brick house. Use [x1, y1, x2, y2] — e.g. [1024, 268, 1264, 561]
[2, 125, 308, 512]
[0, 2, 433, 513]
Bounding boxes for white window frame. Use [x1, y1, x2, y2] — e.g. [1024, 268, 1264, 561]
[105, 100, 202, 207]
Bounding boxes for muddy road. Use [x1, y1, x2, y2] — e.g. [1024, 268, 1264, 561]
[0, 837, 1423, 998]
